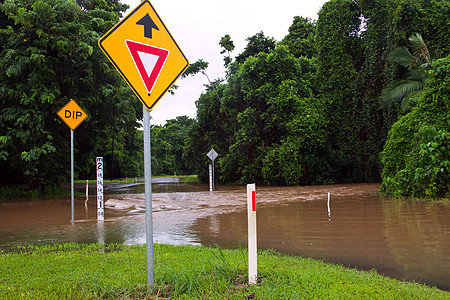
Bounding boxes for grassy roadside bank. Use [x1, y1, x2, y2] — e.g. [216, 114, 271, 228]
[0, 244, 448, 299]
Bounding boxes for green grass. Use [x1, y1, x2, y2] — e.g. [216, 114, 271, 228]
[178, 175, 199, 183]
[0, 185, 63, 199]
[0, 243, 448, 299]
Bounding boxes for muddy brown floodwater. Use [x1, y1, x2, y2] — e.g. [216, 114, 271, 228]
[0, 182, 449, 290]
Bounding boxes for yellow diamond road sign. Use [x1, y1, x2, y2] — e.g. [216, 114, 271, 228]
[98, 0, 189, 111]
[57, 99, 88, 130]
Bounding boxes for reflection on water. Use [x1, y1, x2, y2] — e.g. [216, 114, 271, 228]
[191, 186, 450, 290]
[0, 183, 449, 290]
[0, 198, 142, 248]
[0, 182, 210, 250]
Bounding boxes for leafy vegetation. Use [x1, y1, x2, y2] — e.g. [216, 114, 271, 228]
[1, 243, 448, 299]
[151, 116, 195, 176]
[380, 56, 450, 198]
[185, 0, 449, 198]
[381, 33, 438, 112]
[0, 0, 142, 191]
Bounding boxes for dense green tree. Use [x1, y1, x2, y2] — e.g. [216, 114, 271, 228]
[380, 56, 450, 198]
[279, 16, 316, 59]
[185, 0, 450, 191]
[356, 0, 407, 182]
[151, 116, 195, 176]
[184, 81, 231, 182]
[219, 34, 235, 67]
[220, 46, 323, 184]
[0, 0, 141, 189]
[2, 0, 448, 193]
[182, 59, 209, 78]
[235, 31, 276, 64]
[261, 92, 332, 186]
[314, 0, 450, 183]
[316, 0, 365, 182]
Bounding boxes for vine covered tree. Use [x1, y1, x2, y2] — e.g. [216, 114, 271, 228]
[0, 0, 141, 190]
[380, 55, 450, 198]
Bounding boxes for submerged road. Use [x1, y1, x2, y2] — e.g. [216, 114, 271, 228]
[68, 177, 180, 192]
[104, 177, 180, 190]
[151, 177, 180, 184]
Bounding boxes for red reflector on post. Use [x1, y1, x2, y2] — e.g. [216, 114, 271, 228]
[252, 190, 256, 212]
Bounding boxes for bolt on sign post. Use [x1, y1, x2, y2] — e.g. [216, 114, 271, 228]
[57, 99, 88, 223]
[247, 183, 257, 285]
[207, 148, 218, 191]
[98, 0, 189, 289]
[96, 157, 104, 221]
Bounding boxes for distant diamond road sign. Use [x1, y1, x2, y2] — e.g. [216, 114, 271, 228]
[207, 148, 218, 161]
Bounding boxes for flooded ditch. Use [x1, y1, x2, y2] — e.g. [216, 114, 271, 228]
[0, 182, 448, 289]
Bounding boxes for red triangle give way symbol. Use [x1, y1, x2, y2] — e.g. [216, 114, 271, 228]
[126, 40, 169, 95]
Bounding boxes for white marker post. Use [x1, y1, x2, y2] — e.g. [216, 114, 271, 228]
[327, 192, 331, 221]
[207, 148, 218, 191]
[96, 157, 104, 221]
[209, 164, 213, 192]
[85, 179, 89, 210]
[247, 183, 257, 285]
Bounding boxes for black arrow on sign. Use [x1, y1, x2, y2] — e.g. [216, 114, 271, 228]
[136, 14, 159, 39]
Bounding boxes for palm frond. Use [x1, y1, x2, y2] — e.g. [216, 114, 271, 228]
[408, 33, 425, 50]
[409, 33, 432, 67]
[388, 47, 414, 69]
[382, 33, 435, 111]
[408, 68, 427, 81]
[406, 89, 423, 100]
[380, 80, 423, 107]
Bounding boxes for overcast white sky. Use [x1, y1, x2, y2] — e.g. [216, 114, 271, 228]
[119, 0, 328, 125]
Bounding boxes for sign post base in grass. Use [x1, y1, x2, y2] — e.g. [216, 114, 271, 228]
[247, 183, 257, 284]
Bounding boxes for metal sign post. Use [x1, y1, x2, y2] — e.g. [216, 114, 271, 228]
[207, 148, 218, 191]
[70, 130, 74, 222]
[143, 107, 154, 288]
[98, 0, 189, 289]
[57, 99, 88, 223]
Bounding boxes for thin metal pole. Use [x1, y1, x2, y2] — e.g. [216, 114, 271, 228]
[110, 133, 114, 181]
[71, 129, 74, 222]
[143, 105, 154, 288]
